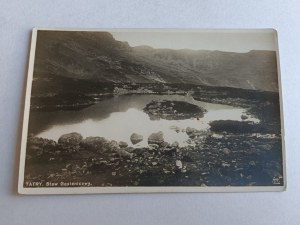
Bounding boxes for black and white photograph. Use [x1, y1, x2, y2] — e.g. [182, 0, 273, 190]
[18, 29, 285, 194]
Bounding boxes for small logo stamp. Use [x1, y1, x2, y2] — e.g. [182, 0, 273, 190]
[272, 177, 282, 185]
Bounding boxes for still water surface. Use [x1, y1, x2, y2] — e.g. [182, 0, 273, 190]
[30, 95, 259, 147]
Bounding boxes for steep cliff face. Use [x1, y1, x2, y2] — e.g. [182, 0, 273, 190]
[33, 30, 279, 92]
[34, 31, 132, 82]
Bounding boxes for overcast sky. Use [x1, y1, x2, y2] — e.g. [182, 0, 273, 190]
[111, 30, 277, 53]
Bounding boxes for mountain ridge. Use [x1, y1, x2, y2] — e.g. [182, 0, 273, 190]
[33, 31, 279, 92]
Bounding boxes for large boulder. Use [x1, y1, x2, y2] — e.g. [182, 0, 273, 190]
[148, 131, 164, 146]
[130, 133, 143, 145]
[119, 141, 128, 148]
[80, 136, 108, 152]
[58, 132, 83, 146]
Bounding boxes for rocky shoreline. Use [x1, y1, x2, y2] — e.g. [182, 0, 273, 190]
[25, 121, 283, 187]
[25, 84, 283, 187]
[30, 94, 96, 111]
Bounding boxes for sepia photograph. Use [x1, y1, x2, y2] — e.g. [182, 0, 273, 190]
[18, 29, 285, 194]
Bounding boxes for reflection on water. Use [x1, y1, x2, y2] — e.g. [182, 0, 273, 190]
[31, 95, 259, 147]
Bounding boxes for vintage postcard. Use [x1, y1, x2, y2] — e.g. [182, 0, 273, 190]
[18, 28, 286, 194]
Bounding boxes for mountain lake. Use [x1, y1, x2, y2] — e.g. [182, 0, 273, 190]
[29, 94, 259, 147]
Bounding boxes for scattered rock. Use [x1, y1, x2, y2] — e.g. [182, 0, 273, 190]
[170, 125, 181, 133]
[186, 139, 192, 144]
[161, 141, 169, 148]
[130, 133, 143, 144]
[163, 170, 171, 174]
[66, 164, 73, 171]
[124, 147, 135, 153]
[222, 148, 231, 155]
[171, 141, 179, 148]
[176, 160, 183, 169]
[212, 134, 223, 139]
[148, 131, 164, 146]
[24, 97, 282, 187]
[119, 141, 128, 148]
[186, 127, 201, 138]
[58, 132, 83, 146]
[149, 144, 159, 150]
[241, 115, 248, 120]
[163, 147, 176, 156]
[182, 155, 193, 162]
[249, 161, 256, 167]
[221, 162, 230, 167]
[117, 149, 133, 159]
[80, 136, 108, 152]
[108, 140, 120, 152]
